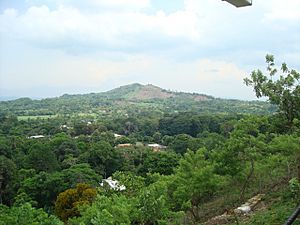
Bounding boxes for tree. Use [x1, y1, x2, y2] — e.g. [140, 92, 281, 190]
[69, 194, 133, 225]
[244, 54, 300, 125]
[112, 171, 145, 197]
[169, 134, 192, 155]
[138, 151, 180, 176]
[0, 137, 11, 158]
[169, 149, 226, 221]
[50, 133, 78, 163]
[26, 142, 59, 173]
[0, 156, 17, 205]
[80, 141, 119, 176]
[214, 116, 267, 200]
[54, 183, 97, 222]
[20, 164, 99, 209]
[0, 203, 63, 225]
[135, 180, 184, 225]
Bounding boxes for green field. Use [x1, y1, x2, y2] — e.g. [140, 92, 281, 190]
[17, 115, 58, 121]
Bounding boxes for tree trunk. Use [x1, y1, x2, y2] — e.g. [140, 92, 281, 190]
[240, 159, 254, 201]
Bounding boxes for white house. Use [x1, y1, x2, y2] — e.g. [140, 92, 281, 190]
[100, 177, 126, 191]
[147, 143, 167, 152]
[114, 133, 123, 138]
[28, 135, 45, 139]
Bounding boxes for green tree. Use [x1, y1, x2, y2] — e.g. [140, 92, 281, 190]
[112, 171, 145, 197]
[169, 149, 226, 221]
[215, 116, 268, 200]
[0, 137, 11, 158]
[0, 203, 63, 225]
[26, 142, 59, 172]
[138, 151, 180, 175]
[20, 164, 99, 209]
[50, 133, 78, 163]
[244, 54, 300, 125]
[0, 156, 17, 205]
[135, 180, 184, 225]
[169, 134, 192, 155]
[80, 141, 119, 176]
[69, 194, 133, 225]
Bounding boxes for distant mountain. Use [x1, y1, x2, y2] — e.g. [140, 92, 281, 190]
[0, 96, 19, 101]
[0, 83, 276, 116]
[102, 83, 212, 101]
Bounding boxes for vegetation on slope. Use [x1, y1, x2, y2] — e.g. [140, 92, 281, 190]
[0, 55, 299, 225]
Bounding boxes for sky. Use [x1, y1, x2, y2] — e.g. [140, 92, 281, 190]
[0, 0, 299, 100]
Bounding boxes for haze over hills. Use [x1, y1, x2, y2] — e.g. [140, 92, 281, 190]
[0, 83, 276, 116]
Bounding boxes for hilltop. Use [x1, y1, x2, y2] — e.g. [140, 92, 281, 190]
[102, 83, 212, 101]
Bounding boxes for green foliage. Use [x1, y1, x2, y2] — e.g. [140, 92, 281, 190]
[80, 141, 119, 176]
[138, 150, 180, 175]
[289, 178, 300, 201]
[1, 80, 300, 225]
[215, 116, 267, 177]
[268, 134, 299, 156]
[0, 137, 11, 158]
[50, 133, 79, 162]
[245, 203, 300, 225]
[136, 180, 184, 225]
[244, 54, 300, 124]
[0, 203, 63, 225]
[61, 163, 100, 186]
[26, 142, 59, 172]
[69, 194, 132, 225]
[0, 155, 17, 205]
[19, 163, 99, 208]
[169, 134, 192, 155]
[170, 149, 227, 211]
[112, 171, 145, 197]
[241, 187, 300, 225]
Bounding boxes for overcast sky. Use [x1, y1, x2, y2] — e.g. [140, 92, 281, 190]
[0, 0, 299, 100]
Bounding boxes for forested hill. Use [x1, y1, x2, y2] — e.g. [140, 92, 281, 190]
[0, 83, 276, 116]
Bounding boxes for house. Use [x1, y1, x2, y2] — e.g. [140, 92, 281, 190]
[147, 143, 167, 152]
[116, 143, 133, 148]
[100, 177, 126, 191]
[114, 133, 123, 138]
[60, 124, 71, 130]
[28, 135, 45, 139]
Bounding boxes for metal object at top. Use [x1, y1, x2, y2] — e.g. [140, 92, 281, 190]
[223, 0, 252, 7]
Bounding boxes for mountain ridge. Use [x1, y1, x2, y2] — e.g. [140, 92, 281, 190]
[56, 83, 213, 101]
[0, 83, 276, 116]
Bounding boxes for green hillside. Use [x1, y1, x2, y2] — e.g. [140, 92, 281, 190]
[0, 83, 276, 117]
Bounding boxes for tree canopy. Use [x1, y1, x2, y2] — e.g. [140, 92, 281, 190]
[244, 54, 300, 125]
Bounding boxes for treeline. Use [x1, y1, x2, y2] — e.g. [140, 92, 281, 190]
[0, 83, 275, 116]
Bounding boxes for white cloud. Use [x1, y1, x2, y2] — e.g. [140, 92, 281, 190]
[263, 0, 300, 21]
[0, 0, 299, 99]
[25, 0, 151, 11]
[0, 3, 201, 51]
[80, 0, 151, 10]
[2, 0, 298, 55]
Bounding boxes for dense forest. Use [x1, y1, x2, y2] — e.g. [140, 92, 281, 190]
[0, 56, 299, 224]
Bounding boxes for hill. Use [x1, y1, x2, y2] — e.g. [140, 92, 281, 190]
[0, 83, 276, 116]
[102, 83, 212, 101]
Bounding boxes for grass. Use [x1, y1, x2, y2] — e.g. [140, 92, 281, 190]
[17, 115, 58, 121]
[239, 185, 300, 225]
